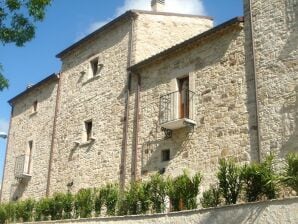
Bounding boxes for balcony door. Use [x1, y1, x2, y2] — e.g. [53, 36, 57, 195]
[178, 76, 189, 119]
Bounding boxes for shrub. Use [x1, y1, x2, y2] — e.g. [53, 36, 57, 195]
[62, 193, 74, 219]
[74, 189, 94, 218]
[49, 193, 66, 220]
[35, 198, 51, 221]
[100, 184, 119, 216]
[217, 159, 242, 205]
[122, 182, 150, 215]
[0, 204, 7, 224]
[200, 186, 221, 208]
[94, 189, 104, 217]
[15, 199, 35, 222]
[282, 153, 298, 192]
[167, 171, 202, 211]
[147, 174, 168, 213]
[3, 202, 16, 223]
[241, 155, 279, 202]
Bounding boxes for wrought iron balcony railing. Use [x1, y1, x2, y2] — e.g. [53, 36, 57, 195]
[159, 90, 196, 130]
[14, 155, 31, 180]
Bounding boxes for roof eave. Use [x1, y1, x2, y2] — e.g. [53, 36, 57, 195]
[8, 73, 59, 106]
[129, 16, 244, 72]
[56, 11, 136, 59]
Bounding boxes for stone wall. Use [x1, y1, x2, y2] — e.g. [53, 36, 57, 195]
[1, 79, 58, 202]
[49, 12, 216, 193]
[26, 198, 298, 224]
[244, 0, 298, 161]
[49, 19, 132, 195]
[128, 23, 258, 187]
[133, 12, 213, 63]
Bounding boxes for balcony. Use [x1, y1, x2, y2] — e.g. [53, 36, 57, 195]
[15, 155, 32, 181]
[159, 90, 196, 131]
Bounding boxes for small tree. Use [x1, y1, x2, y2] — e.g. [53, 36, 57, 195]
[0, 204, 7, 224]
[74, 189, 94, 218]
[35, 197, 51, 221]
[241, 155, 279, 202]
[15, 199, 35, 222]
[200, 185, 221, 208]
[147, 174, 168, 213]
[62, 192, 74, 219]
[167, 171, 202, 211]
[100, 184, 119, 216]
[94, 189, 104, 217]
[282, 153, 298, 192]
[217, 159, 242, 205]
[49, 193, 66, 220]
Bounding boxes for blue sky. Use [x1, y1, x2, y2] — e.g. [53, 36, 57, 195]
[0, 0, 243, 181]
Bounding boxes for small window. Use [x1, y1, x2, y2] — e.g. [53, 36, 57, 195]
[85, 120, 93, 141]
[33, 101, 38, 113]
[90, 58, 99, 77]
[161, 149, 170, 162]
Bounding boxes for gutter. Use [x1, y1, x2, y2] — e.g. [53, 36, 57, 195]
[248, 0, 261, 162]
[120, 15, 136, 190]
[132, 73, 141, 183]
[0, 107, 13, 202]
[46, 73, 62, 197]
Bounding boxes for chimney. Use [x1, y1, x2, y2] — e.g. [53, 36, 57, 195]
[151, 0, 165, 12]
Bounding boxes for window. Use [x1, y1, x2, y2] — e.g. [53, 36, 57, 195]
[27, 140, 33, 174]
[90, 58, 99, 77]
[84, 120, 93, 141]
[161, 149, 170, 162]
[33, 100, 38, 113]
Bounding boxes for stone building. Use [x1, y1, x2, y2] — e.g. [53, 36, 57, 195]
[0, 0, 297, 202]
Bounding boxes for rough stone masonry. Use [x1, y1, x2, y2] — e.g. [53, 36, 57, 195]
[0, 0, 297, 202]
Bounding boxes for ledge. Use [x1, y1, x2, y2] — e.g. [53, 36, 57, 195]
[24, 197, 298, 224]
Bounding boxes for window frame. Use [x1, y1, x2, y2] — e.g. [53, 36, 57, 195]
[161, 149, 171, 162]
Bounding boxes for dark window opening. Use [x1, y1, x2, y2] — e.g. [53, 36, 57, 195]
[91, 58, 99, 76]
[85, 120, 93, 141]
[33, 101, 38, 112]
[161, 149, 170, 162]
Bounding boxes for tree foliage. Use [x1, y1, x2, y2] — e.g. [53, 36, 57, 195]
[0, 0, 51, 90]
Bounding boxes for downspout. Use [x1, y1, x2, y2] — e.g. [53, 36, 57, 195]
[0, 107, 13, 202]
[248, 0, 261, 162]
[120, 14, 136, 190]
[46, 73, 62, 197]
[132, 73, 141, 182]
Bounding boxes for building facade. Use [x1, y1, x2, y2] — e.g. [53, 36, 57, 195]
[1, 0, 297, 202]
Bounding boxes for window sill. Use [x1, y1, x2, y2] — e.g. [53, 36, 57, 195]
[82, 75, 101, 85]
[29, 111, 38, 117]
[77, 138, 96, 147]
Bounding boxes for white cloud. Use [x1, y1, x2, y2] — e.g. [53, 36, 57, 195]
[0, 119, 9, 133]
[116, 0, 205, 16]
[86, 0, 206, 36]
[87, 20, 111, 34]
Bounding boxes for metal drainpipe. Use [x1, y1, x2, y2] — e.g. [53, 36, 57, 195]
[248, 0, 261, 163]
[132, 73, 141, 183]
[0, 107, 13, 202]
[46, 73, 62, 197]
[120, 14, 135, 191]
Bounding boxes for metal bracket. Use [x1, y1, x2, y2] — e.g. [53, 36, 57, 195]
[161, 127, 172, 139]
[183, 121, 195, 133]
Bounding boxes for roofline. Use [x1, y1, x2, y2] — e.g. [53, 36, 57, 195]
[129, 16, 244, 72]
[56, 10, 213, 59]
[8, 73, 59, 105]
[132, 9, 213, 20]
[56, 10, 136, 59]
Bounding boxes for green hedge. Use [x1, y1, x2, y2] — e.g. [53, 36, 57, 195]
[0, 153, 297, 222]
